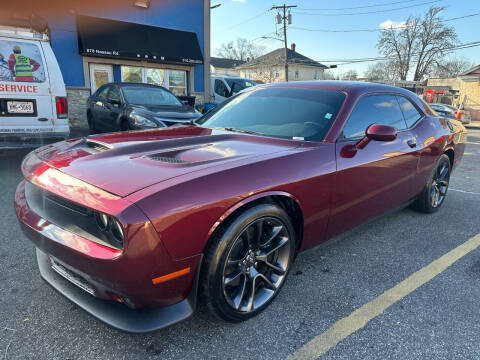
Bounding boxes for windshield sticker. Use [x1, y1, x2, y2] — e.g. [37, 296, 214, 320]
[325, 113, 333, 119]
[0, 41, 45, 83]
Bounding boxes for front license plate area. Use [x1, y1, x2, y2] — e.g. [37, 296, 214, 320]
[50, 257, 95, 296]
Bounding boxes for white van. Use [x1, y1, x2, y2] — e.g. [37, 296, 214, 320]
[210, 74, 256, 104]
[0, 26, 69, 149]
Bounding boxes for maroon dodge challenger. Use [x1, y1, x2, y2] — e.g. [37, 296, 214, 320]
[15, 81, 466, 332]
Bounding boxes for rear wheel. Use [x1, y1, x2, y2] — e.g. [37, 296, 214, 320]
[201, 204, 295, 322]
[412, 154, 451, 213]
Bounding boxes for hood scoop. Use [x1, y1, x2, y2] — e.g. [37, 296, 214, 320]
[81, 140, 112, 154]
[146, 155, 190, 164]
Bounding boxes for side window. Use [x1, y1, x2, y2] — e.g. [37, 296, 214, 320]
[397, 96, 423, 127]
[214, 79, 228, 97]
[96, 85, 110, 99]
[107, 86, 121, 102]
[342, 94, 407, 139]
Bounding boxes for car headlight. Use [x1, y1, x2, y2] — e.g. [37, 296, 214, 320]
[94, 211, 124, 247]
[131, 114, 158, 128]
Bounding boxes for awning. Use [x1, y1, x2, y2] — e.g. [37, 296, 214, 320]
[76, 15, 203, 65]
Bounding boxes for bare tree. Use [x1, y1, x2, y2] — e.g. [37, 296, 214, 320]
[320, 70, 336, 80]
[215, 38, 266, 61]
[341, 69, 358, 80]
[433, 57, 473, 78]
[364, 60, 400, 82]
[378, 7, 457, 81]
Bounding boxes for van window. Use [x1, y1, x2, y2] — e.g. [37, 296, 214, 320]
[0, 40, 45, 83]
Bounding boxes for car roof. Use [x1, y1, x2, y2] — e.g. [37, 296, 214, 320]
[257, 80, 415, 95]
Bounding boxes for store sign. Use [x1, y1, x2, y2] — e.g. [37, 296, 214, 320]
[77, 15, 203, 65]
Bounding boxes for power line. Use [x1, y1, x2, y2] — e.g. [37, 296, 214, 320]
[292, 0, 442, 16]
[219, 9, 270, 32]
[289, 11, 480, 33]
[297, 0, 423, 11]
[304, 41, 480, 65]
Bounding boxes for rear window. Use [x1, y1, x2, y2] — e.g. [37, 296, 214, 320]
[0, 40, 45, 83]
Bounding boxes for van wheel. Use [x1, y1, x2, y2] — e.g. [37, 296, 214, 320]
[87, 112, 97, 133]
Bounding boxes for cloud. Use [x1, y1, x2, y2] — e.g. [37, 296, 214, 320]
[380, 19, 407, 30]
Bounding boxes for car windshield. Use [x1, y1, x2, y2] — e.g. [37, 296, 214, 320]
[224, 78, 256, 92]
[196, 87, 346, 141]
[122, 86, 182, 106]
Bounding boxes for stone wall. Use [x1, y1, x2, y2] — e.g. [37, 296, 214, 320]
[66, 87, 90, 129]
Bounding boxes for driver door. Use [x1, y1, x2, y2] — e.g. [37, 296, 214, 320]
[328, 94, 420, 237]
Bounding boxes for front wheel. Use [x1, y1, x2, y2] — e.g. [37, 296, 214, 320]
[412, 154, 451, 213]
[201, 204, 295, 322]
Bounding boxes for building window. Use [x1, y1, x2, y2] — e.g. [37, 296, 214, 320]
[168, 70, 186, 96]
[146, 68, 166, 87]
[121, 66, 143, 83]
[120, 66, 186, 94]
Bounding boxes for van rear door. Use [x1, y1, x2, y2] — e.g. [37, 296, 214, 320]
[0, 37, 55, 134]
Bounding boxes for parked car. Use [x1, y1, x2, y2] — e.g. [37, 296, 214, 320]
[16, 81, 466, 332]
[0, 25, 69, 149]
[86, 82, 201, 133]
[211, 74, 256, 104]
[430, 103, 471, 124]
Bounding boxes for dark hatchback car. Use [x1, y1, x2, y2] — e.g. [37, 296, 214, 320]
[86, 83, 201, 133]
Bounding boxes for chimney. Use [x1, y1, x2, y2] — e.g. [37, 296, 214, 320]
[291, 43, 296, 52]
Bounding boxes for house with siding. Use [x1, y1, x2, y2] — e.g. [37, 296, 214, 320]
[235, 44, 327, 83]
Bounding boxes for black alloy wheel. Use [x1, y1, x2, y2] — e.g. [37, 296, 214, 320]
[430, 160, 450, 208]
[202, 204, 295, 322]
[412, 154, 451, 213]
[222, 217, 291, 312]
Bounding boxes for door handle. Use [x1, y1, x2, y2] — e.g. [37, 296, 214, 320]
[407, 139, 417, 148]
[37, 118, 48, 122]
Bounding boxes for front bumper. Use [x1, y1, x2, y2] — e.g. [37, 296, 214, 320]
[15, 178, 202, 332]
[36, 248, 200, 333]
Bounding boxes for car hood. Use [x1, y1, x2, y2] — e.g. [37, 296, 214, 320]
[132, 105, 200, 121]
[33, 126, 298, 197]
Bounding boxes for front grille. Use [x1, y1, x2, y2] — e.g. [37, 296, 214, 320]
[146, 155, 190, 164]
[50, 257, 95, 295]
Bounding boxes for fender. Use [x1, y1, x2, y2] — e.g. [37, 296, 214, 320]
[205, 190, 303, 241]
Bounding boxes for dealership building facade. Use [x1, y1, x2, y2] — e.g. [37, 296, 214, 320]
[35, 0, 210, 128]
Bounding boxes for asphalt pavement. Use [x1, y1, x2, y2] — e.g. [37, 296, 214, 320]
[1, 129, 480, 360]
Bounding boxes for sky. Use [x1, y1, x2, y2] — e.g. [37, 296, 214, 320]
[210, 0, 480, 79]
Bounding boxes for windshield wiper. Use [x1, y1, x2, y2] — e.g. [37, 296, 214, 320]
[222, 127, 259, 135]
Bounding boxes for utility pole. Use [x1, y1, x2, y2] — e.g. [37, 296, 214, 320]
[271, 4, 296, 81]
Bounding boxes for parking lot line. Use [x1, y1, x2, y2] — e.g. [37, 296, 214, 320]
[286, 232, 480, 360]
[449, 188, 480, 196]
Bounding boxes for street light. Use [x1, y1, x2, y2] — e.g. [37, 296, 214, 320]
[210, 4, 221, 9]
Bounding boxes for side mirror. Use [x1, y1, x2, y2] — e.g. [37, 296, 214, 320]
[357, 124, 397, 149]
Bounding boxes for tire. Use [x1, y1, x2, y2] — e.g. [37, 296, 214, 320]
[120, 119, 130, 131]
[201, 203, 296, 322]
[87, 112, 97, 134]
[412, 154, 451, 213]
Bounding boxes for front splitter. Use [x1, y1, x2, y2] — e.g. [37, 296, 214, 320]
[36, 248, 200, 333]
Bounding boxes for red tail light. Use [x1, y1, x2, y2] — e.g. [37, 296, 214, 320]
[56, 97, 68, 119]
